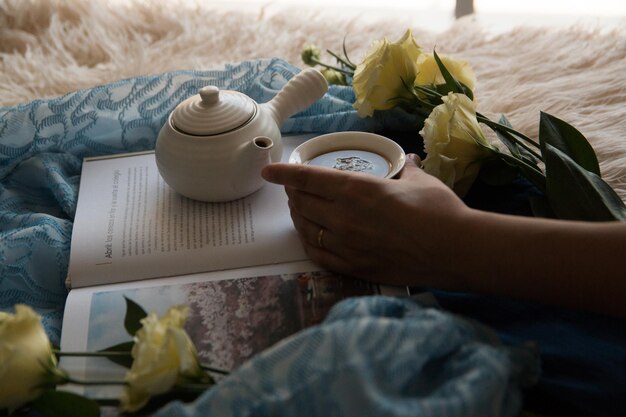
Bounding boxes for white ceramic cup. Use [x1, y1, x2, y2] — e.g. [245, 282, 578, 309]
[289, 131, 406, 178]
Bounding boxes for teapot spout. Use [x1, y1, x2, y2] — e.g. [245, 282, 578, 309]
[235, 136, 274, 196]
[252, 135, 273, 152]
[249, 135, 274, 170]
[263, 68, 328, 128]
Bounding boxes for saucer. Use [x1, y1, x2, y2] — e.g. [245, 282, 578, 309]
[289, 132, 405, 178]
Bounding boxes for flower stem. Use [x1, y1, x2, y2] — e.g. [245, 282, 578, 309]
[54, 351, 132, 357]
[496, 150, 547, 192]
[200, 364, 230, 375]
[65, 377, 127, 386]
[326, 49, 356, 71]
[310, 57, 354, 76]
[477, 114, 542, 157]
[412, 84, 442, 101]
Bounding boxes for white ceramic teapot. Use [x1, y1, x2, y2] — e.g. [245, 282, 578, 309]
[155, 68, 328, 202]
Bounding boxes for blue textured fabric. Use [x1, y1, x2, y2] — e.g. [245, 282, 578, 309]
[431, 291, 626, 417]
[149, 296, 539, 417]
[0, 58, 384, 344]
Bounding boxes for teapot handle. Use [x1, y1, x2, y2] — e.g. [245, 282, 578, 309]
[266, 68, 328, 128]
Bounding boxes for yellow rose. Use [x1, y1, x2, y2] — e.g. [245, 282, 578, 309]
[121, 305, 210, 412]
[420, 93, 494, 197]
[414, 53, 476, 92]
[352, 29, 422, 117]
[0, 305, 64, 412]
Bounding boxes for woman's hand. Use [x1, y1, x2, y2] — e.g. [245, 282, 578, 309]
[262, 154, 473, 289]
[263, 153, 626, 317]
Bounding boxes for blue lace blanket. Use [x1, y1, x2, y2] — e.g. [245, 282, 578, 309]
[0, 59, 385, 342]
[151, 296, 538, 417]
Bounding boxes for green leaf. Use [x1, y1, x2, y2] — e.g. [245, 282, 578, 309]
[493, 115, 521, 158]
[32, 390, 100, 417]
[433, 50, 474, 100]
[493, 150, 546, 192]
[100, 341, 135, 368]
[539, 112, 600, 175]
[124, 296, 147, 336]
[494, 115, 540, 166]
[544, 143, 626, 221]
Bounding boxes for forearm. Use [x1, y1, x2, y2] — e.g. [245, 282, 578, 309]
[261, 159, 625, 317]
[452, 209, 626, 318]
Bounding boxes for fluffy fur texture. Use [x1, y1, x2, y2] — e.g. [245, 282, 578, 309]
[1, 0, 625, 198]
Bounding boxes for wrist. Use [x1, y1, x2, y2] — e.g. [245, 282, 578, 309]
[412, 205, 483, 292]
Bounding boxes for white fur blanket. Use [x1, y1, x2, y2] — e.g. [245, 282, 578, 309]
[1, 0, 625, 198]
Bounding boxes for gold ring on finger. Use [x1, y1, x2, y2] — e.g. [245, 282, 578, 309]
[317, 227, 325, 249]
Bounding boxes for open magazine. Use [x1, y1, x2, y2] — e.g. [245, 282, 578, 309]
[65, 136, 317, 288]
[60, 134, 406, 397]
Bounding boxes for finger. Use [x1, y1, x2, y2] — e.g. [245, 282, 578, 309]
[398, 153, 424, 181]
[290, 209, 325, 249]
[289, 207, 337, 252]
[286, 187, 338, 229]
[288, 204, 356, 275]
[290, 223, 356, 273]
[405, 152, 422, 168]
[302, 241, 356, 277]
[262, 163, 350, 200]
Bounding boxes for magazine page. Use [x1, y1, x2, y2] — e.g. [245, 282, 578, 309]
[60, 260, 390, 398]
[68, 135, 313, 288]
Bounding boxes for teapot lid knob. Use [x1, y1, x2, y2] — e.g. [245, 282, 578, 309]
[199, 86, 220, 106]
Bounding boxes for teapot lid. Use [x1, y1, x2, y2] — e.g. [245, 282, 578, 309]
[171, 86, 255, 136]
